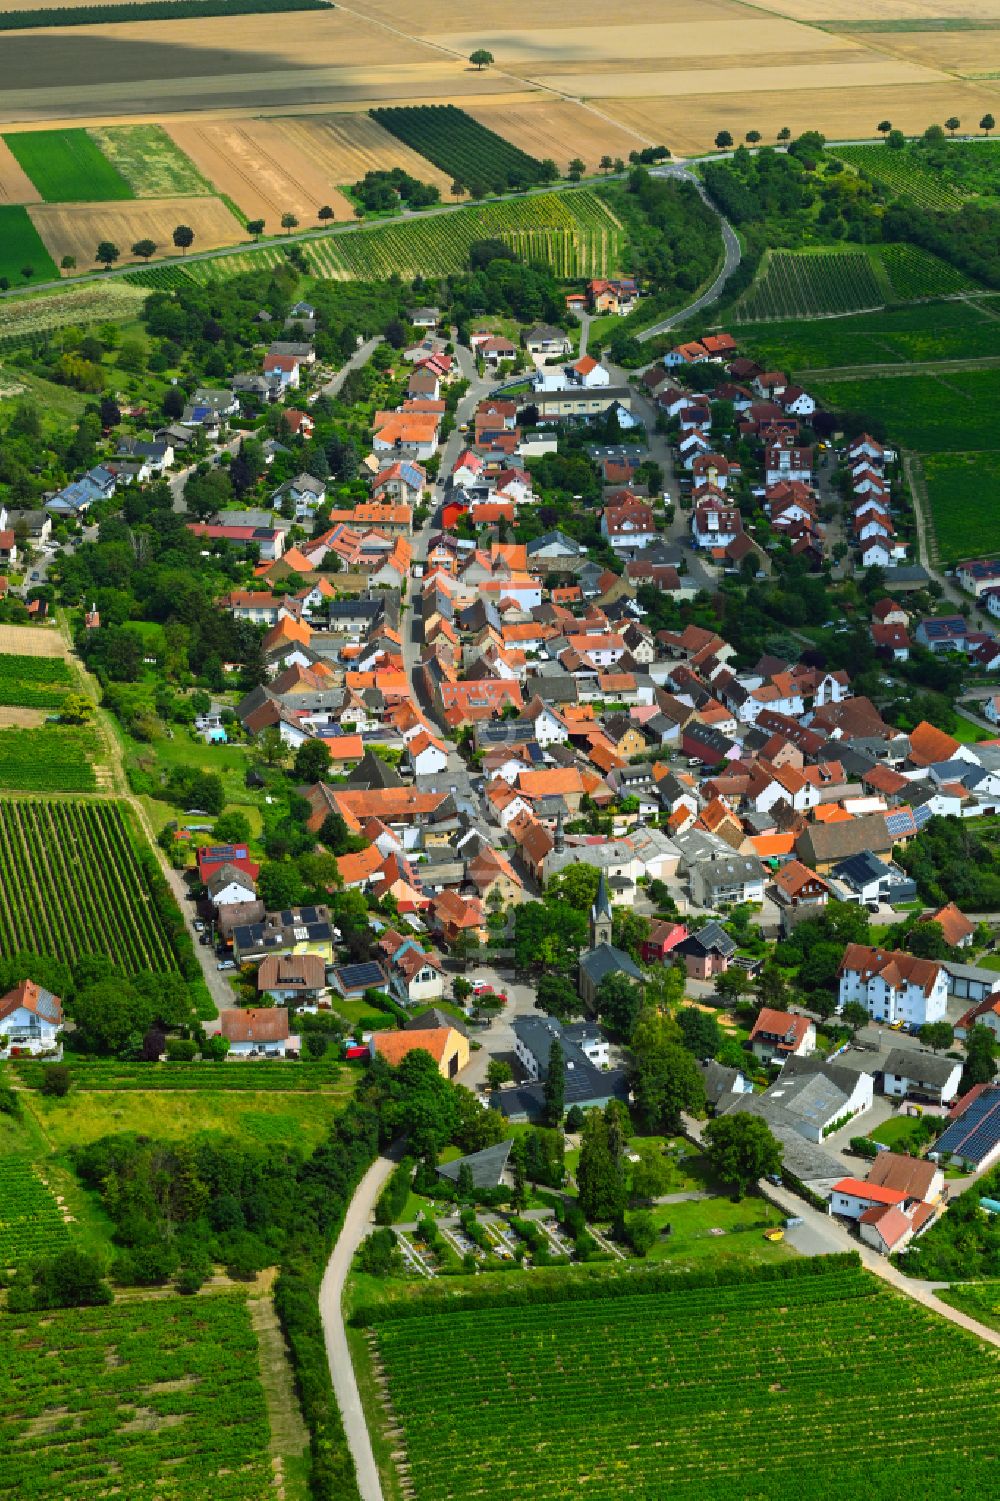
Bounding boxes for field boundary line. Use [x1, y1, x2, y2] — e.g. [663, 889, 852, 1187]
[798, 354, 1000, 381]
[903, 451, 941, 574]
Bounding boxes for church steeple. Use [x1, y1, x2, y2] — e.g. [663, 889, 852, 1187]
[554, 807, 565, 854]
[590, 870, 613, 948]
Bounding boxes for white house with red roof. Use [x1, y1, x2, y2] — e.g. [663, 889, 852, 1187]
[692, 500, 743, 550]
[749, 1007, 816, 1065]
[0, 979, 63, 1057]
[829, 1176, 908, 1221]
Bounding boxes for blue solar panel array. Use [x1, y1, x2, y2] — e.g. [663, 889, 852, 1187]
[934, 1087, 1000, 1166]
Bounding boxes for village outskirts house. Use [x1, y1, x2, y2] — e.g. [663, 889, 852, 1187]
[220, 1007, 300, 1059]
[749, 1007, 816, 1066]
[0, 979, 63, 1058]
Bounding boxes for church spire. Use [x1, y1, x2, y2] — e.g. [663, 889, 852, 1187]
[590, 870, 613, 948]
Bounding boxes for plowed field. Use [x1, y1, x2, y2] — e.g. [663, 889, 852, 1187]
[165, 119, 358, 222]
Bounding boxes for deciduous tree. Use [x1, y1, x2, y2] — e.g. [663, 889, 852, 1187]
[704, 1114, 783, 1198]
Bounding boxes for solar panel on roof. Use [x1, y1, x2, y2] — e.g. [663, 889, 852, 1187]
[338, 961, 385, 989]
[935, 1089, 1000, 1164]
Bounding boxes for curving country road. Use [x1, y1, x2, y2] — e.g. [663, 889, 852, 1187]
[636, 167, 741, 343]
[318, 1153, 398, 1501]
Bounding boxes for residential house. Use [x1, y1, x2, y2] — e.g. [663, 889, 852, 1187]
[0, 979, 62, 1057]
[257, 953, 327, 1004]
[220, 1007, 299, 1059]
[882, 1048, 963, 1106]
[930, 1085, 1000, 1172]
[370, 1025, 470, 1079]
[690, 852, 766, 909]
[675, 921, 737, 981]
[749, 1007, 816, 1065]
[837, 944, 948, 1026]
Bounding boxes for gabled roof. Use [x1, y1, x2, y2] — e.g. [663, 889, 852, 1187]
[0, 979, 62, 1026]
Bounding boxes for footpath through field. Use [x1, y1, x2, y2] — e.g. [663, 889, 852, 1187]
[319, 1153, 398, 1501]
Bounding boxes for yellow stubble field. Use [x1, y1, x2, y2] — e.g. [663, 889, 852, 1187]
[28, 195, 245, 270]
[271, 115, 460, 197]
[465, 101, 648, 169]
[602, 78, 1000, 157]
[164, 119, 359, 223]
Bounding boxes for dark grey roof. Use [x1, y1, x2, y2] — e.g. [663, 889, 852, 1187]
[831, 849, 886, 887]
[406, 1007, 468, 1037]
[579, 943, 643, 987]
[678, 921, 737, 959]
[347, 749, 404, 790]
[883, 1049, 960, 1087]
[698, 1059, 747, 1106]
[437, 1139, 513, 1188]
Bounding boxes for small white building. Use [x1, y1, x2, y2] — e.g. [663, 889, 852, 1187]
[882, 1048, 963, 1106]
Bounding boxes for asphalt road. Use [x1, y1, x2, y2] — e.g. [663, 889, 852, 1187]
[637, 167, 741, 343]
[318, 1152, 397, 1501]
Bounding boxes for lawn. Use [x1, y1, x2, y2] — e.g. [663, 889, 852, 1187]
[640, 1193, 791, 1267]
[4, 128, 133, 202]
[0, 204, 59, 286]
[23, 1085, 347, 1152]
[952, 714, 995, 744]
[0, 1294, 273, 1500]
[367, 1258, 1000, 1501]
[869, 1114, 929, 1151]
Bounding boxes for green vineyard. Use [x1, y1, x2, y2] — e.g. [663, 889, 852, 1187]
[187, 192, 623, 285]
[371, 1260, 1000, 1501]
[371, 104, 547, 191]
[0, 1295, 273, 1501]
[0, 799, 178, 972]
[875, 242, 978, 299]
[13, 1059, 351, 1092]
[0, 653, 72, 711]
[734, 250, 884, 322]
[831, 144, 966, 210]
[0, 1159, 68, 1269]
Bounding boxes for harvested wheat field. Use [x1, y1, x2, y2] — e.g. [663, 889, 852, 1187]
[0, 624, 66, 657]
[0, 707, 49, 729]
[269, 115, 459, 197]
[466, 101, 648, 167]
[603, 78, 1000, 156]
[28, 195, 244, 270]
[165, 119, 356, 223]
[741, 0, 1000, 18]
[430, 18, 856, 64]
[0, 137, 39, 202]
[839, 29, 1000, 75]
[356, 0, 740, 28]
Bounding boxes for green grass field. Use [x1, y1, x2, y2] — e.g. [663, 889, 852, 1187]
[869, 1115, 928, 1151]
[4, 127, 133, 202]
[22, 1084, 348, 1152]
[743, 296, 1000, 371]
[922, 452, 1000, 564]
[938, 1280, 1000, 1333]
[0, 204, 59, 286]
[86, 124, 211, 198]
[368, 1260, 1000, 1501]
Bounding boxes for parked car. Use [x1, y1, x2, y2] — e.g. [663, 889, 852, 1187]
[217, 960, 235, 972]
[473, 982, 494, 996]
[193, 919, 205, 933]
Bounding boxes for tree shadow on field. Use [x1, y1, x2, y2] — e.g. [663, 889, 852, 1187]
[0, 34, 316, 92]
